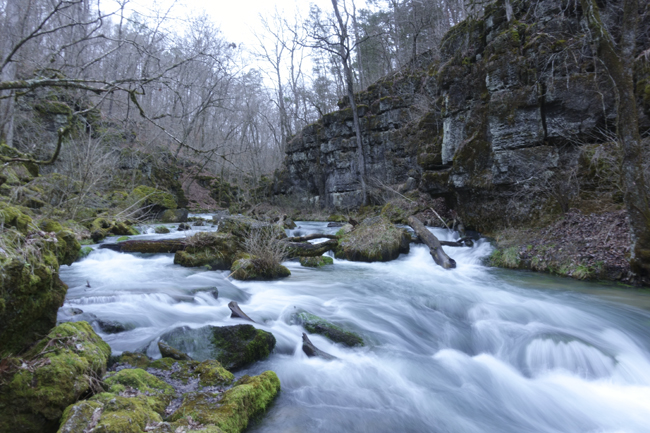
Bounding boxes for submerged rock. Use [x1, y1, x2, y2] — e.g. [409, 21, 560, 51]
[335, 216, 410, 262]
[159, 324, 276, 371]
[291, 311, 363, 347]
[0, 322, 111, 433]
[299, 255, 334, 267]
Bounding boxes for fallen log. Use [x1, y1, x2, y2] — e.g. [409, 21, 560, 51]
[302, 333, 337, 360]
[284, 239, 338, 258]
[99, 239, 186, 253]
[228, 301, 255, 323]
[407, 216, 456, 269]
[285, 233, 338, 242]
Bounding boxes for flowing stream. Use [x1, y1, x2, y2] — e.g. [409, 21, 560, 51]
[58, 221, 650, 433]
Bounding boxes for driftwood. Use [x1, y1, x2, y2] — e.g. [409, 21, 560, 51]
[407, 216, 456, 269]
[99, 239, 186, 253]
[228, 301, 255, 323]
[302, 333, 337, 360]
[285, 233, 338, 242]
[285, 239, 338, 258]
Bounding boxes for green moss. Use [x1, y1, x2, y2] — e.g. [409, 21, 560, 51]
[195, 360, 235, 387]
[230, 256, 291, 281]
[117, 352, 151, 369]
[78, 246, 93, 260]
[129, 185, 177, 211]
[89, 393, 163, 433]
[489, 247, 521, 268]
[299, 256, 334, 267]
[210, 325, 276, 371]
[327, 214, 347, 223]
[35, 100, 72, 115]
[170, 371, 280, 433]
[116, 236, 130, 242]
[104, 368, 175, 415]
[174, 232, 240, 270]
[155, 225, 171, 234]
[0, 202, 33, 233]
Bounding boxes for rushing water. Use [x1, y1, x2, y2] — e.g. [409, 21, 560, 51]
[58, 221, 650, 433]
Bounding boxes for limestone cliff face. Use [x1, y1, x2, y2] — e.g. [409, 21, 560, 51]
[283, 0, 650, 230]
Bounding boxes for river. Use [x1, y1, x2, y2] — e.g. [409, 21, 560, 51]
[57, 221, 650, 433]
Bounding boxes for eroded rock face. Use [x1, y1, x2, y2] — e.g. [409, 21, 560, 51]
[283, 0, 650, 230]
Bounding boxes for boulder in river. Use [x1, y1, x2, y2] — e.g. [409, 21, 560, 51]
[158, 341, 192, 360]
[0, 322, 111, 433]
[335, 216, 410, 262]
[230, 254, 291, 281]
[159, 208, 189, 223]
[89, 218, 139, 242]
[154, 225, 170, 234]
[159, 324, 276, 371]
[299, 255, 334, 267]
[291, 311, 363, 347]
[174, 232, 240, 270]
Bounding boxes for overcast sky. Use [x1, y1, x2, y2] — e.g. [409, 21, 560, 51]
[114, 0, 370, 49]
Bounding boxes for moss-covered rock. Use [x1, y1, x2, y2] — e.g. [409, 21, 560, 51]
[0, 202, 33, 233]
[170, 371, 280, 433]
[335, 216, 410, 262]
[77, 246, 93, 260]
[299, 255, 334, 267]
[173, 232, 240, 270]
[128, 185, 177, 212]
[159, 324, 276, 371]
[89, 218, 139, 242]
[160, 208, 188, 223]
[103, 368, 175, 415]
[154, 225, 170, 234]
[291, 311, 364, 347]
[0, 322, 111, 433]
[230, 255, 291, 281]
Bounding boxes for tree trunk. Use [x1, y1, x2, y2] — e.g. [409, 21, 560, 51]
[407, 216, 456, 269]
[284, 239, 338, 258]
[580, 0, 650, 280]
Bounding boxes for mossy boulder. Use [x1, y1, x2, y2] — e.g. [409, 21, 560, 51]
[103, 368, 175, 415]
[230, 255, 291, 281]
[291, 311, 364, 347]
[218, 215, 286, 241]
[169, 371, 280, 433]
[159, 324, 276, 371]
[0, 322, 111, 433]
[89, 218, 139, 242]
[0, 202, 33, 233]
[154, 226, 170, 234]
[159, 208, 188, 223]
[77, 246, 93, 260]
[128, 185, 177, 214]
[299, 255, 334, 267]
[173, 232, 240, 270]
[335, 216, 410, 262]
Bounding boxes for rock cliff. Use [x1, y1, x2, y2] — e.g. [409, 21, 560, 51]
[283, 0, 650, 231]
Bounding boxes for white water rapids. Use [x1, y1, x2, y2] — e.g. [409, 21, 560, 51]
[58, 221, 650, 433]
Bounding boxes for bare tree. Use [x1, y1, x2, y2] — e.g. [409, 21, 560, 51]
[578, 0, 650, 280]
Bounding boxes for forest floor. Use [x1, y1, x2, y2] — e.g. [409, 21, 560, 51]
[489, 209, 635, 284]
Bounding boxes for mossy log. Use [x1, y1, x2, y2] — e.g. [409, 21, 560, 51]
[284, 239, 338, 258]
[99, 239, 186, 253]
[407, 216, 456, 269]
[285, 233, 338, 242]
